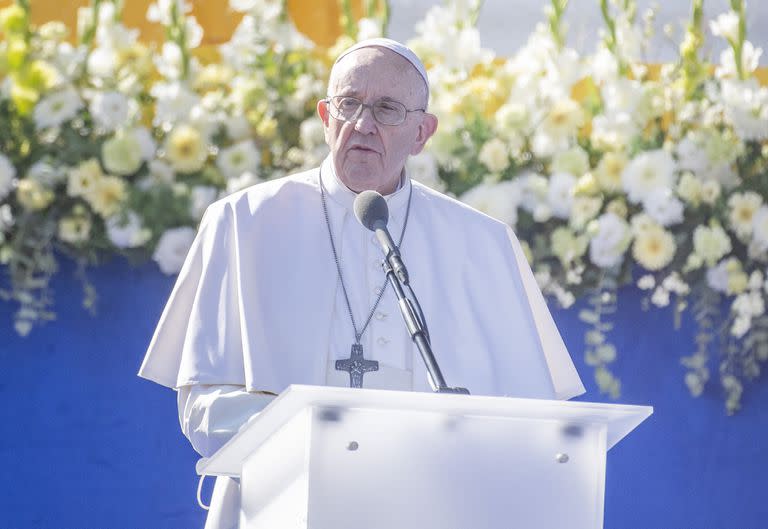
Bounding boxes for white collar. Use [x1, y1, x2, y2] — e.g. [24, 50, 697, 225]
[320, 156, 412, 216]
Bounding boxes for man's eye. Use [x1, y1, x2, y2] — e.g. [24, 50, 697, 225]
[337, 98, 359, 110]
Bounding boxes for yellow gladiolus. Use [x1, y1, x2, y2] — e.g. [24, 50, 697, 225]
[6, 38, 28, 71]
[10, 83, 39, 115]
[0, 4, 27, 35]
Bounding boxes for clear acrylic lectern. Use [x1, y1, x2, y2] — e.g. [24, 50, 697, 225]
[196, 385, 652, 529]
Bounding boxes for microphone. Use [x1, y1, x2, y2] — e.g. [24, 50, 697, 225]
[354, 190, 409, 285]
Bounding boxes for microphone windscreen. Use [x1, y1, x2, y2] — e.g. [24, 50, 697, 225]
[354, 190, 389, 231]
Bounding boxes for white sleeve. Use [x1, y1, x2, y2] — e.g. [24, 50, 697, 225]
[177, 384, 276, 457]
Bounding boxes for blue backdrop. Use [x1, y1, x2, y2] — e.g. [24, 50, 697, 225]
[1, 258, 767, 528]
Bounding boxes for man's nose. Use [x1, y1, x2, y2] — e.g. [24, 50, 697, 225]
[354, 105, 378, 134]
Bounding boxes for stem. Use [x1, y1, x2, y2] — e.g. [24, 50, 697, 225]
[339, 0, 356, 37]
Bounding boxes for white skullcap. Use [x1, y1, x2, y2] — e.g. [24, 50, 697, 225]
[333, 38, 430, 98]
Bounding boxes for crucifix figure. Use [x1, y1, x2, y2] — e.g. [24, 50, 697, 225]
[336, 344, 379, 388]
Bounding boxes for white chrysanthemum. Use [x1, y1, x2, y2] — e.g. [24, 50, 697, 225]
[90, 91, 132, 132]
[460, 180, 521, 227]
[68, 159, 103, 198]
[751, 206, 768, 254]
[693, 224, 732, 266]
[216, 140, 260, 180]
[709, 11, 740, 42]
[632, 223, 675, 271]
[478, 138, 510, 173]
[588, 213, 631, 268]
[33, 88, 83, 129]
[547, 172, 576, 219]
[642, 189, 684, 227]
[153, 226, 196, 275]
[151, 81, 200, 126]
[190, 186, 219, 221]
[0, 154, 17, 200]
[407, 152, 444, 191]
[728, 191, 763, 240]
[701, 180, 722, 205]
[58, 215, 92, 244]
[85, 175, 127, 218]
[676, 172, 702, 205]
[621, 149, 677, 204]
[593, 152, 627, 192]
[106, 211, 151, 248]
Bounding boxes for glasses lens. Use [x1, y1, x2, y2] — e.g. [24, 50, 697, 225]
[330, 96, 361, 121]
[373, 100, 406, 125]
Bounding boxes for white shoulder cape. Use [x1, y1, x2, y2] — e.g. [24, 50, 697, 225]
[139, 167, 585, 400]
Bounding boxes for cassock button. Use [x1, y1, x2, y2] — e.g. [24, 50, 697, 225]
[372, 259, 383, 270]
[375, 311, 387, 321]
[377, 337, 389, 346]
[374, 286, 383, 295]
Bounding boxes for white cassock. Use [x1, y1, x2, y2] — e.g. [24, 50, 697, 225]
[139, 155, 585, 528]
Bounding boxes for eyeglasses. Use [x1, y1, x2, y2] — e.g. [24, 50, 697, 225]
[325, 96, 425, 126]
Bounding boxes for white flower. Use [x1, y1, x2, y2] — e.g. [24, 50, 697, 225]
[589, 213, 631, 269]
[216, 140, 260, 180]
[27, 161, 66, 187]
[651, 287, 670, 307]
[637, 275, 655, 290]
[225, 170, 262, 195]
[0, 154, 17, 200]
[570, 196, 602, 230]
[87, 46, 117, 78]
[106, 211, 151, 248]
[642, 189, 684, 227]
[539, 98, 584, 144]
[151, 81, 200, 126]
[551, 146, 589, 177]
[155, 42, 185, 80]
[460, 180, 521, 227]
[33, 88, 83, 129]
[153, 226, 196, 275]
[709, 11, 740, 42]
[632, 223, 676, 271]
[518, 171, 548, 214]
[706, 260, 731, 293]
[751, 206, 768, 254]
[407, 152, 444, 191]
[693, 224, 732, 266]
[102, 131, 144, 176]
[728, 192, 763, 240]
[701, 180, 722, 205]
[716, 41, 763, 80]
[548, 172, 576, 219]
[133, 127, 157, 160]
[590, 112, 636, 151]
[90, 91, 132, 132]
[478, 138, 510, 173]
[731, 316, 751, 338]
[225, 115, 252, 141]
[149, 159, 175, 185]
[357, 17, 382, 40]
[299, 118, 325, 150]
[190, 186, 219, 220]
[720, 79, 768, 142]
[621, 149, 677, 204]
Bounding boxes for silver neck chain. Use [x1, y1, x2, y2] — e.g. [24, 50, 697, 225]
[319, 167, 413, 344]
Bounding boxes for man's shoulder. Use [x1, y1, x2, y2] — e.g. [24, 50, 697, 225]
[206, 167, 319, 215]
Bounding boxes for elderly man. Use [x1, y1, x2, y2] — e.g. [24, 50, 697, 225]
[139, 38, 584, 528]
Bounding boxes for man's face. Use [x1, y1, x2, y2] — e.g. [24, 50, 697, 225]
[317, 48, 438, 195]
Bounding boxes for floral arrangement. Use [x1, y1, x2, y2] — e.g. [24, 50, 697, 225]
[1, 0, 766, 412]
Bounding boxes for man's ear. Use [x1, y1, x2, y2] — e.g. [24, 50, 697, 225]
[410, 113, 438, 156]
[317, 99, 330, 126]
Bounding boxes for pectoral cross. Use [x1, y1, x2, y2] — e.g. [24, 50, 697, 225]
[336, 343, 379, 388]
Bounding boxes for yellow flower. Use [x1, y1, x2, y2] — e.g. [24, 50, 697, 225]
[16, 179, 54, 211]
[68, 159, 103, 198]
[164, 124, 208, 174]
[632, 224, 675, 271]
[85, 175, 127, 218]
[0, 4, 27, 34]
[23, 60, 58, 92]
[594, 152, 627, 193]
[58, 215, 92, 244]
[6, 38, 28, 70]
[9, 82, 38, 115]
[102, 133, 143, 176]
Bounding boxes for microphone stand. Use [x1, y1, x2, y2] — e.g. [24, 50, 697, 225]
[380, 259, 470, 395]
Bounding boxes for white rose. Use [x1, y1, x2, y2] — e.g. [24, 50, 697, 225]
[153, 226, 196, 275]
[478, 138, 510, 173]
[589, 213, 631, 268]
